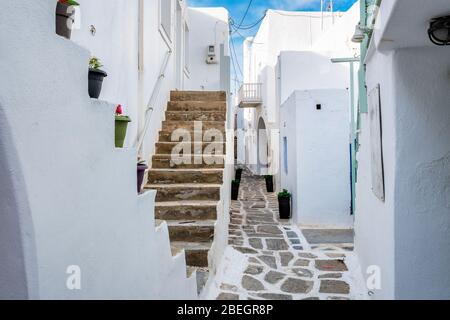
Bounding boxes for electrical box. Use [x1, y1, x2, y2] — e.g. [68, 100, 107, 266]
[206, 45, 218, 64]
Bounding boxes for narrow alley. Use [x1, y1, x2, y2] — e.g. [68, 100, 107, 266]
[205, 169, 366, 300]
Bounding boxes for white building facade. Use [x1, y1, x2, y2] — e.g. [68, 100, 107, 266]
[354, 0, 450, 299]
[280, 89, 353, 228]
[239, 4, 359, 228]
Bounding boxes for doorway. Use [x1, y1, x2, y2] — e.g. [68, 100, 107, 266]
[257, 117, 269, 175]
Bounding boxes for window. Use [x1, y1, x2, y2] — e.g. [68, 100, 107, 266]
[160, 0, 172, 41]
[184, 23, 190, 72]
[316, 104, 322, 110]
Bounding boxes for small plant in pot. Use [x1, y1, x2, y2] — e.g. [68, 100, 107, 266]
[231, 180, 240, 201]
[137, 159, 148, 193]
[56, 0, 79, 39]
[115, 105, 131, 148]
[89, 57, 108, 99]
[278, 189, 292, 219]
[264, 175, 274, 192]
[235, 167, 243, 181]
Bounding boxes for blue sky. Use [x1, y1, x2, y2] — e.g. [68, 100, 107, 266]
[189, 0, 357, 90]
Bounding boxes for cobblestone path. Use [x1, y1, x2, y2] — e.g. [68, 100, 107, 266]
[206, 169, 365, 300]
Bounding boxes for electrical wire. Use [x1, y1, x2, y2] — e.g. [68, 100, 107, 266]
[236, 0, 254, 29]
[234, 12, 267, 30]
[230, 35, 243, 77]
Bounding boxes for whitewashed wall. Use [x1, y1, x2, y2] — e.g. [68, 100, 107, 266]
[186, 7, 229, 91]
[71, 1, 229, 163]
[355, 0, 450, 299]
[241, 5, 359, 181]
[277, 51, 350, 105]
[280, 90, 352, 228]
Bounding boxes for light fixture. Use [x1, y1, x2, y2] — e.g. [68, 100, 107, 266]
[351, 23, 370, 43]
[428, 15, 450, 46]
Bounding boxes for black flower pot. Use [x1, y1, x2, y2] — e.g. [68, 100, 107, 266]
[231, 183, 240, 200]
[265, 176, 274, 192]
[235, 168, 243, 181]
[137, 163, 148, 193]
[278, 197, 291, 219]
[55, 2, 75, 39]
[88, 68, 107, 99]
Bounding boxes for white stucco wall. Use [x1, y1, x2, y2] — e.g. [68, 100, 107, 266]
[277, 51, 350, 105]
[0, 0, 214, 299]
[186, 7, 229, 91]
[355, 0, 450, 299]
[69, 1, 229, 164]
[280, 90, 352, 228]
[241, 4, 359, 182]
[71, 0, 141, 149]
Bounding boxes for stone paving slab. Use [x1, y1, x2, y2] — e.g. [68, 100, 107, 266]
[205, 169, 366, 300]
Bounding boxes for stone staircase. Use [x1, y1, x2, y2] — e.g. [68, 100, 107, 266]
[145, 91, 226, 277]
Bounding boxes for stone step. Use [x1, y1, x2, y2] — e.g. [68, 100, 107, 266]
[166, 111, 226, 122]
[154, 200, 218, 220]
[148, 184, 221, 202]
[172, 242, 212, 268]
[158, 130, 226, 142]
[161, 120, 225, 132]
[167, 220, 215, 242]
[148, 169, 223, 184]
[155, 142, 226, 154]
[170, 91, 226, 102]
[167, 101, 226, 112]
[152, 154, 225, 169]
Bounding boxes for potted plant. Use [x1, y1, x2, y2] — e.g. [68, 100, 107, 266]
[235, 167, 243, 181]
[137, 160, 148, 193]
[278, 189, 292, 219]
[55, 0, 79, 39]
[264, 175, 274, 192]
[231, 180, 240, 200]
[115, 105, 131, 148]
[89, 57, 108, 99]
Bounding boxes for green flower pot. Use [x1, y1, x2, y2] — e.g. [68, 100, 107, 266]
[115, 115, 131, 148]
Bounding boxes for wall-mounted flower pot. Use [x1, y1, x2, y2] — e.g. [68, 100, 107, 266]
[235, 168, 243, 181]
[115, 115, 131, 148]
[278, 197, 291, 219]
[88, 68, 107, 99]
[265, 175, 274, 192]
[137, 163, 148, 193]
[55, 2, 75, 39]
[231, 181, 240, 200]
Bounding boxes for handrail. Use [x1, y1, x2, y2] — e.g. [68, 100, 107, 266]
[135, 49, 172, 152]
